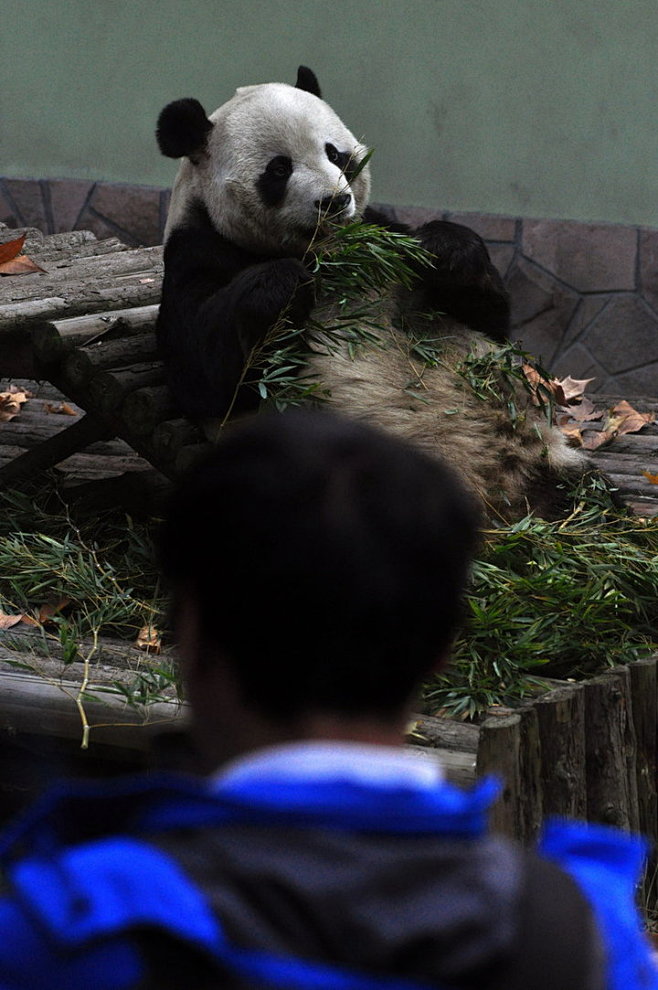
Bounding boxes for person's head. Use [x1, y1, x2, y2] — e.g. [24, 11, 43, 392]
[159, 410, 479, 742]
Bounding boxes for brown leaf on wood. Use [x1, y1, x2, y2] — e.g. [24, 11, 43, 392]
[0, 235, 46, 276]
[521, 364, 567, 407]
[0, 387, 32, 423]
[568, 396, 604, 423]
[0, 609, 23, 630]
[642, 470, 658, 485]
[557, 375, 596, 403]
[608, 400, 655, 436]
[44, 401, 78, 416]
[582, 429, 616, 451]
[136, 624, 161, 654]
[38, 598, 72, 625]
[0, 253, 47, 276]
[0, 234, 26, 265]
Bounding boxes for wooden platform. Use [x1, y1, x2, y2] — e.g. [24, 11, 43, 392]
[1, 224, 658, 513]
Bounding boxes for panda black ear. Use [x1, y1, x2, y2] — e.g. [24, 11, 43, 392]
[156, 98, 213, 160]
[295, 66, 322, 99]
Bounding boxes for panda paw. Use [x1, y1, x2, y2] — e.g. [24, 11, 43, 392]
[235, 258, 315, 351]
[414, 220, 495, 289]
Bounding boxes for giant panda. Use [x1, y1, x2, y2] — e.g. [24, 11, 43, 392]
[155, 65, 591, 520]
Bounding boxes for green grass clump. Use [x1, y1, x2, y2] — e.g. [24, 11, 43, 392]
[0, 481, 165, 659]
[425, 480, 658, 719]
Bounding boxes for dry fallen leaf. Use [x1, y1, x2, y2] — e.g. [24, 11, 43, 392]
[608, 400, 655, 436]
[521, 364, 567, 407]
[557, 375, 596, 403]
[136, 624, 161, 654]
[0, 233, 46, 277]
[0, 387, 33, 423]
[576, 400, 655, 452]
[38, 598, 72, 625]
[568, 396, 604, 423]
[0, 234, 26, 265]
[642, 471, 658, 485]
[0, 609, 23, 630]
[582, 429, 615, 451]
[44, 401, 78, 416]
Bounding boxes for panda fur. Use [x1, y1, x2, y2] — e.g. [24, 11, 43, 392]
[156, 66, 591, 520]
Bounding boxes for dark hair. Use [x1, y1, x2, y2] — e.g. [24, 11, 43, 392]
[159, 410, 480, 719]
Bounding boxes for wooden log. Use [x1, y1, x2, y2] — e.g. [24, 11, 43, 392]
[31, 235, 128, 263]
[628, 656, 658, 843]
[518, 704, 543, 843]
[408, 713, 479, 753]
[0, 409, 83, 448]
[628, 657, 658, 910]
[174, 442, 214, 476]
[62, 468, 171, 514]
[0, 247, 163, 331]
[606, 666, 640, 833]
[88, 362, 165, 417]
[533, 683, 586, 819]
[408, 743, 476, 787]
[121, 385, 179, 436]
[32, 304, 158, 364]
[0, 669, 184, 751]
[583, 668, 639, 830]
[152, 417, 202, 462]
[2, 244, 163, 306]
[0, 413, 114, 489]
[65, 334, 159, 388]
[476, 713, 522, 838]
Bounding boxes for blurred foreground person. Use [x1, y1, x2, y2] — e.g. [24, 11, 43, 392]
[0, 410, 655, 989]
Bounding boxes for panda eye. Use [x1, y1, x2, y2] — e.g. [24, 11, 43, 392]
[266, 156, 292, 179]
[325, 143, 341, 165]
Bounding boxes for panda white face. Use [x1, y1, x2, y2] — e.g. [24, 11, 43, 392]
[164, 82, 371, 256]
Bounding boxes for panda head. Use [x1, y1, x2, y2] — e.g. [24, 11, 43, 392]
[157, 66, 371, 256]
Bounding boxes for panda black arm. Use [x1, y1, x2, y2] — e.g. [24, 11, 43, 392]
[412, 220, 511, 342]
[157, 204, 314, 420]
[363, 209, 510, 343]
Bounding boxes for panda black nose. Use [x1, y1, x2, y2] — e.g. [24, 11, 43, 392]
[315, 193, 351, 215]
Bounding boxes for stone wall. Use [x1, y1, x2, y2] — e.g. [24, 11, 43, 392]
[2, 177, 657, 396]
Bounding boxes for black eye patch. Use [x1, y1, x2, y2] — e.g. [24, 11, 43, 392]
[325, 143, 359, 181]
[256, 155, 293, 207]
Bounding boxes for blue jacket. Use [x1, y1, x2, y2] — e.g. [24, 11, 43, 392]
[0, 771, 654, 989]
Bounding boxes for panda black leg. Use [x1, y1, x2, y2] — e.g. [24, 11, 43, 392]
[413, 220, 511, 343]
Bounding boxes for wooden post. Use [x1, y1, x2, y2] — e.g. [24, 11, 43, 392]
[518, 704, 543, 843]
[627, 657, 657, 842]
[476, 714, 522, 838]
[583, 667, 639, 831]
[628, 656, 658, 911]
[533, 684, 586, 820]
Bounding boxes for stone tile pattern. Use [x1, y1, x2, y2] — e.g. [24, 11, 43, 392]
[2, 177, 657, 396]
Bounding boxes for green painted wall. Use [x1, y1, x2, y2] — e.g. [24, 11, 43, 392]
[3, 0, 658, 225]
